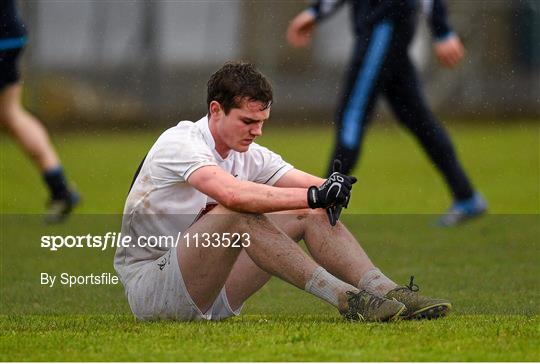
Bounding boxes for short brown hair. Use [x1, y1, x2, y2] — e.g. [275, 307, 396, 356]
[207, 61, 273, 114]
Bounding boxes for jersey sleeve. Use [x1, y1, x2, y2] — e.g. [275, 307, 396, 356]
[424, 0, 454, 41]
[246, 144, 294, 186]
[307, 0, 347, 22]
[149, 139, 217, 185]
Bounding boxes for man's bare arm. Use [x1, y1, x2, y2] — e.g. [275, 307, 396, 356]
[187, 165, 309, 213]
[274, 168, 325, 189]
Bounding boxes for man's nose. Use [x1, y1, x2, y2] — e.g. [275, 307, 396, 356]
[251, 123, 263, 136]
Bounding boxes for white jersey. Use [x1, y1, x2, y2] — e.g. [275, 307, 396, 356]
[114, 115, 293, 283]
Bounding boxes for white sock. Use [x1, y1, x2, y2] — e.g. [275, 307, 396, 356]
[358, 268, 397, 297]
[305, 266, 357, 309]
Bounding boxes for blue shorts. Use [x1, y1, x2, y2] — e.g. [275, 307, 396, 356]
[0, 44, 24, 90]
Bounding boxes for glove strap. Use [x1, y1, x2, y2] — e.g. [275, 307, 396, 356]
[307, 186, 319, 209]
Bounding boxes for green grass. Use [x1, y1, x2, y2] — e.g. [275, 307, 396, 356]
[1, 315, 538, 361]
[1, 121, 538, 213]
[1, 121, 539, 361]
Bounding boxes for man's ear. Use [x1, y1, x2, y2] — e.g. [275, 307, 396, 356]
[209, 101, 222, 117]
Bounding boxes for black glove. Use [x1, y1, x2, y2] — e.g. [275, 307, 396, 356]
[307, 172, 357, 209]
[325, 159, 355, 226]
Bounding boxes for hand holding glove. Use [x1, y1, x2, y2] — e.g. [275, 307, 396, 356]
[307, 172, 357, 209]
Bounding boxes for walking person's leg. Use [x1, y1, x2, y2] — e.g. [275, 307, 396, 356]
[328, 22, 395, 176]
[384, 57, 486, 225]
[0, 48, 79, 222]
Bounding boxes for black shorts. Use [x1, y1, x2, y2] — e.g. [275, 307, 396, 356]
[0, 46, 24, 90]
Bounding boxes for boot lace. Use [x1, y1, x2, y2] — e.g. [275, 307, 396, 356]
[393, 276, 420, 294]
[406, 276, 420, 292]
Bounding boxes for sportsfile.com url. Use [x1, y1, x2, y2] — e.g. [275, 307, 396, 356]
[40, 232, 251, 251]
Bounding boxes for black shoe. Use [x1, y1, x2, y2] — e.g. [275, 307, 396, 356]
[385, 276, 452, 320]
[45, 189, 80, 223]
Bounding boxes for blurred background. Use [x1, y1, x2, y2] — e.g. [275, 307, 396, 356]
[18, 0, 540, 129]
[2, 0, 539, 215]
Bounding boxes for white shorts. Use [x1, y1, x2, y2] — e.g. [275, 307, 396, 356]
[123, 248, 242, 321]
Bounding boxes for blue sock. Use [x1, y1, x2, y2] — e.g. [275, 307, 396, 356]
[43, 166, 69, 200]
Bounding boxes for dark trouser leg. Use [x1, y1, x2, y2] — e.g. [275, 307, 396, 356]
[384, 57, 474, 200]
[327, 22, 395, 177]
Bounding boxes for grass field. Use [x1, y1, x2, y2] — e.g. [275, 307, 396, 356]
[1, 121, 539, 361]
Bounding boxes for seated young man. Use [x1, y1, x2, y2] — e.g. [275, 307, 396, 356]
[114, 62, 451, 322]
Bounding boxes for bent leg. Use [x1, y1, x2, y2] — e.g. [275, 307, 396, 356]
[178, 205, 354, 314]
[222, 207, 357, 311]
[223, 208, 368, 311]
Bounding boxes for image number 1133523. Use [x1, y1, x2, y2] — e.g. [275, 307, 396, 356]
[183, 232, 251, 248]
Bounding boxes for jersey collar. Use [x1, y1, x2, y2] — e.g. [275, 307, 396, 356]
[196, 115, 231, 162]
[196, 115, 216, 149]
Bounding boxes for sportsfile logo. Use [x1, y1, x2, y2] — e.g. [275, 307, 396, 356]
[40, 232, 132, 251]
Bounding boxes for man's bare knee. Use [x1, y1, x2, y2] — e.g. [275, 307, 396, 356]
[205, 204, 270, 233]
[294, 208, 327, 220]
[264, 209, 321, 242]
[292, 208, 329, 229]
